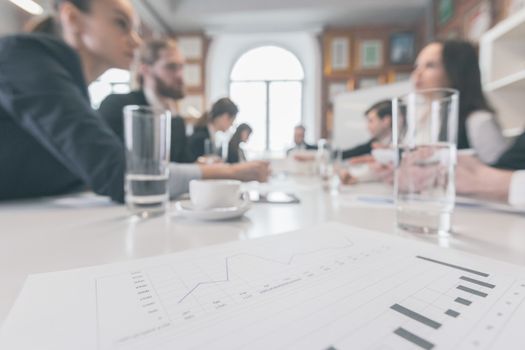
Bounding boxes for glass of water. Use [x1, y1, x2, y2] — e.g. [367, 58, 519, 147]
[392, 88, 459, 235]
[123, 105, 171, 217]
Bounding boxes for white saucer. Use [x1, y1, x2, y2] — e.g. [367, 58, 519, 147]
[173, 197, 251, 221]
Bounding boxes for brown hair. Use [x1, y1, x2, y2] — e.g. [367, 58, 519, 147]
[136, 39, 178, 86]
[25, 0, 93, 35]
[365, 100, 392, 120]
[196, 98, 239, 127]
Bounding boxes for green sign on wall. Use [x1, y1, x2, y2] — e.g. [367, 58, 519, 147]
[439, 0, 454, 25]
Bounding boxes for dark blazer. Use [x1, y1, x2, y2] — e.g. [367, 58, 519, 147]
[98, 90, 191, 163]
[341, 140, 373, 160]
[187, 126, 211, 162]
[0, 34, 124, 202]
[493, 132, 525, 170]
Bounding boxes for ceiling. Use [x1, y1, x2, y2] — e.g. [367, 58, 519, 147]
[132, 0, 431, 34]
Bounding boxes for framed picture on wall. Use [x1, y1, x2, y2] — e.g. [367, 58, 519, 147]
[438, 0, 454, 25]
[358, 39, 383, 69]
[331, 37, 350, 70]
[389, 33, 415, 65]
[324, 34, 352, 75]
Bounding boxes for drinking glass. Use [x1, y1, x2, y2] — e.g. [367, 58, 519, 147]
[317, 139, 333, 180]
[123, 105, 171, 217]
[317, 139, 341, 192]
[392, 88, 459, 235]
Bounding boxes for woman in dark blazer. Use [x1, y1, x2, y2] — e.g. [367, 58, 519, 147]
[0, 0, 140, 201]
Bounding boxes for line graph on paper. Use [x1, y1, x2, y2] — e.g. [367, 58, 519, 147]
[93, 224, 525, 350]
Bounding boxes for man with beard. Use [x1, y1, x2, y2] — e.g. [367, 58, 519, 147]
[99, 39, 191, 163]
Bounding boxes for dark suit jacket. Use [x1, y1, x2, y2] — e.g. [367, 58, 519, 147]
[187, 126, 211, 162]
[494, 132, 525, 170]
[98, 90, 191, 163]
[341, 140, 373, 160]
[0, 34, 125, 202]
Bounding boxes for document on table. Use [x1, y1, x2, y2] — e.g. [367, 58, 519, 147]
[1, 222, 525, 350]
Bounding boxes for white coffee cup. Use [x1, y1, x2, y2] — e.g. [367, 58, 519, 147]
[189, 180, 242, 210]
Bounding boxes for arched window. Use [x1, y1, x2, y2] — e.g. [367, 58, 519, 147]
[230, 46, 304, 153]
[88, 69, 131, 108]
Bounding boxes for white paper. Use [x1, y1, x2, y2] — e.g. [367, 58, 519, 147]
[1, 222, 525, 349]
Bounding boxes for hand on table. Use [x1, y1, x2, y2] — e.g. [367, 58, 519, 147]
[232, 161, 271, 183]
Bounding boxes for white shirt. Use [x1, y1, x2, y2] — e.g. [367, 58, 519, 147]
[508, 170, 525, 207]
[466, 110, 509, 164]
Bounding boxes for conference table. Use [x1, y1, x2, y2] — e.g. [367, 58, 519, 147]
[1, 174, 525, 325]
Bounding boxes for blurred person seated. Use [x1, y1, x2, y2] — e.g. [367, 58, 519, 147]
[98, 38, 192, 163]
[337, 101, 394, 185]
[287, 125, 317, 155]
[227, 123, 252, 164]
[341, 100, 392, 160]
[188, 97, 238, 163]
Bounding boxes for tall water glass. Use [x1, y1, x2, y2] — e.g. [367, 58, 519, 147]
[392, 88, 459, 235]
[317, 139, 333, 180]
[123, 105, 171, 217]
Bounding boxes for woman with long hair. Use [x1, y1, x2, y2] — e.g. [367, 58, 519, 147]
[412, 40, 508, 163]
[227, 123, 252, 163]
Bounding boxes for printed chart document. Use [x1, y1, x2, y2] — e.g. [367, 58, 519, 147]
[1, 222, 525, 349]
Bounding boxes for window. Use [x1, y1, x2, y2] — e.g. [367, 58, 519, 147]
[230, 46, 304, 154]
[88, 69, 131, 108]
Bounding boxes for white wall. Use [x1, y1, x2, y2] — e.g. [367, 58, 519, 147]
[0, 2, 24, 35]
[333, 81, 411, 149]
[206, 30, 322, 142]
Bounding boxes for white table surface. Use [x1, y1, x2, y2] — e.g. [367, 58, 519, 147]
[1, 176, 525, 324]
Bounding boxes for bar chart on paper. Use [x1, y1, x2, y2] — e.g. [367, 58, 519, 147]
[1, 223, 525, 350]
